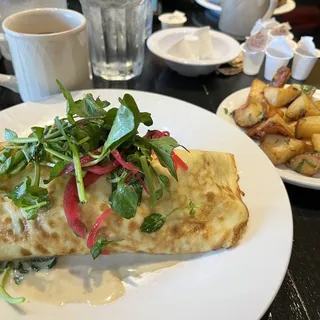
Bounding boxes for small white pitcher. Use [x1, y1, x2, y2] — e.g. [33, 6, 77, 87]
[219, 0, 279, 39]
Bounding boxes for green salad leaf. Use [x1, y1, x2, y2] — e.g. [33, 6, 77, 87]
[109, 181, 139, 219]
[7, 176, 50, 220]
[90, 238, 123, 260]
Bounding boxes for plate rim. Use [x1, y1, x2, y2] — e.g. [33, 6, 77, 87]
[195, 0, 296, 15]
[0, 89, 293, 320]
[216, 86, 320, 190]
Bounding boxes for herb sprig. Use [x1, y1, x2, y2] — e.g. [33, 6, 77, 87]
[140, 200, 200, 234]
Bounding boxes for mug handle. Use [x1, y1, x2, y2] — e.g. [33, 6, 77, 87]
[0, 33, 19, 93]
[262, 0, 279, 21]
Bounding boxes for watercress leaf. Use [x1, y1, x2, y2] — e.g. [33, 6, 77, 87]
[0, 150, 28, 176]
[83, 93, 110, 117]
[4, 128, 18, 142]
[22, 144, 35, 162]
[158, 174, 170, 192]
[103, 105, 135, 152]
[188, 200, 198, 216]
[109, 182, 138, 219]
[146, 137, 180, 180]
[103, 108, 118, 128]
[90, 238, 123, 260]
[140, 112, 153, 126]
[129, 176, 144, 205]
[56, 80, 77, 118]
[31, 127, 44, 141]
[95, 96, 110, 108]
[7, 177, 50, 220]
[43, 160, 67, 184]
[155, 188, 163, 200]
[140, 155, 156, 209]
[119, 94, 141, 128]
[140, 213, 166, 233]
[0, 149, 10, 163]
[134, 139, 152, 157]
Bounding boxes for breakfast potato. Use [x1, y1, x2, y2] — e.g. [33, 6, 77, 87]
[286, 94, 320, 120]
[287, 121, 297, 137]
[233, 102, 266, 128]
[270, 66, 291, 88]
[303, 139, 315, 153]
[311, 134, 320, 151]
[247, 114, 294, 140]
[287, 153, 320, 176]
[290, 84, 316, 97]
[296, 116, 320, 139]
[247, 79, 267, 104]
[264, 86, 301, 108]
[260, 134, 306, 165]
[266, 105, 284, 119]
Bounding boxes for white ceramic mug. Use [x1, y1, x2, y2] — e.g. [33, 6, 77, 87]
[219, 0, 279, 39]
[0, 8, 92, 102]
[0, 0, 67, 60]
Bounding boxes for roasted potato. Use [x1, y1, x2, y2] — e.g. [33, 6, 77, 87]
[296, 116, 320, 139]
[270, 66, 291, 88]
[311, 134, 320, 151]
[287, 121, 297, 137]
[285, 94, 320, 121]
[264, 86, 300, 108]
[314, 101, 320, 109]
[260, 134, 306, 165]
[266, 105, 284, 119]
[233, 102, 266, 128]
[289, 84, 316, 97]
[303, 139, 314, 153]
[287, 153, 320, 176]
[247, 114, 294, 140]
[247, 79, 267, 104]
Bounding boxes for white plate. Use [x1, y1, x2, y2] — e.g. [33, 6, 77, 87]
[0, 89, 292, 320]
[216, 87, 320, 190]
[147, 27, 240, 77]
[195, 0, 296, 15]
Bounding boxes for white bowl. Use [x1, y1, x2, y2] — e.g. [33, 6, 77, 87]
[147, 27, 241, 77]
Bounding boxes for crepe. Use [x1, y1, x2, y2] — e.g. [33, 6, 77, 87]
[0, 150, 249, 261]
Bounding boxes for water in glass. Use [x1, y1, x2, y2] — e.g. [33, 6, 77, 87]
[80, 0, 151, 81]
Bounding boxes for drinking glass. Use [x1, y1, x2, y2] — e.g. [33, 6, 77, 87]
[80, 0, 151, 81]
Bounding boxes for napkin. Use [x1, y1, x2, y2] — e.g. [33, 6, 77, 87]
[167, 26, 214, 60]
[267, 36, 293, 57]
[270, 22, 291, 37]
[250, 18, 280, 36]
[296, 36, 318, 57]
[246, 31, 268, 52]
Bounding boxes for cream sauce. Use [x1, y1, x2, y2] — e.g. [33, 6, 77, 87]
[6, 261, 178, 306]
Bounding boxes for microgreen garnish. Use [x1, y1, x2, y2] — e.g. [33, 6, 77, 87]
[90, 238, 123, 260]
[140, 200, 201, 234]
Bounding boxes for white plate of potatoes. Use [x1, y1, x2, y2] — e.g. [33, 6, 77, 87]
[217, 67, 320, 190]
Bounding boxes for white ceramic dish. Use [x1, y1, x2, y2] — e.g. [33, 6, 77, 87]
[0, 89, 292, 320]
[216, 87, 320, 189]
[195, 0, 296, 15]
[147, 27, 240, 77]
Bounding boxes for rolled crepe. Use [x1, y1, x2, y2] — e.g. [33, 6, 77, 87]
[0, 150, 249, 261]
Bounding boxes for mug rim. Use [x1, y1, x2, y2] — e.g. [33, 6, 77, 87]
[2, 8, 86, 39]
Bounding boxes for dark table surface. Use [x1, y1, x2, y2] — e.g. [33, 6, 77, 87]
[0, 1, 320, 319]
